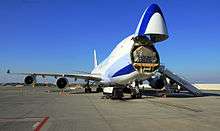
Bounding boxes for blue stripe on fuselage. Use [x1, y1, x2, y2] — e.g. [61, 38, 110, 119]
[112, 64, 136, 77]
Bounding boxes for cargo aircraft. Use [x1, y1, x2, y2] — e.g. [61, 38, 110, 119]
[7, 4, 203, 98]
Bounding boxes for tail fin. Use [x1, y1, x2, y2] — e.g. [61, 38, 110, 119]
[93, 49, 98, 68]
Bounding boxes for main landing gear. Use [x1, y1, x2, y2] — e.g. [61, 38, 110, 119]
[85, 80, 92, 93]
[84, 81, 103, 93]
[96, 85, 103, 93]
[112, 87, 123, 99]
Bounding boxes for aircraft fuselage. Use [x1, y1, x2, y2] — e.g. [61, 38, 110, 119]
[91, 35, 160, 85]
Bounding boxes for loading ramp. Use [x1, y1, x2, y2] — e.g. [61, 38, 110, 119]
[158, 66, 203, 96]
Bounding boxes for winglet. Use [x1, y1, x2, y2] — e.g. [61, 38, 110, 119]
[93, 50, 98, 68]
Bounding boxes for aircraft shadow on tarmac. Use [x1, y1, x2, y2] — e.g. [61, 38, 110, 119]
[52, 90, 220, 99]
[69, 91, 100, 94]
[143, 91, 220, 98]
[118, 92, 220, 101]
[202, 92, 220, 97]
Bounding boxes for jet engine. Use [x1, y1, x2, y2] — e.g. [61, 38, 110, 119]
[148, 76, 165, 89]
[56, 77, 68, 89]
[24, 76, 35, 85]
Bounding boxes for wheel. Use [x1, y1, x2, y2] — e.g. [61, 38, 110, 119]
[96, 87, 103, 92]
[112, 88, 123, 99]
[123, 87, 131, 93]
[131, 93, 142, 99]
[131, 88, 137, 98]
[136, 92, 142, 99]
[131, 94, 136, 99]
[131, 88, 142, 99]
[85, 88, 88, 93]
[85, 88, 92, 93]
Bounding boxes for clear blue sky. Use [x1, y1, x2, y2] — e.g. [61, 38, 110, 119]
[0, 0, 220, 83]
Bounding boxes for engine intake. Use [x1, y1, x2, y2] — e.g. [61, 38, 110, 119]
[56, 77, 68, 89]
[24, 76, 35, 85]
[148, 76, 165, 89]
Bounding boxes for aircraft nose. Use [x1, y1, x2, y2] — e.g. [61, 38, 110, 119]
[135, 4, 169, 43]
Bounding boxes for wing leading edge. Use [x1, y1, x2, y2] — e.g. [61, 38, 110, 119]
[7, 70, 102, 81]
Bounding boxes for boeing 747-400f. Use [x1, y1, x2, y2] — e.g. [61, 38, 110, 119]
[7, 4, 203, 98]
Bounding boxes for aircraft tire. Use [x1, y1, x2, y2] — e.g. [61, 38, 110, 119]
[112, 88, 123, 99]
[85, 88, 92, 93]
[96, 87, 103, 92]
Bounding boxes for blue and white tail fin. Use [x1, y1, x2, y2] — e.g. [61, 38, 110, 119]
[93, 49, 98, 68]
[135, 4, 168, 43]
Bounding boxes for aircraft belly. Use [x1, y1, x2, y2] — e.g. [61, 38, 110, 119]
[110, 71, 152, 85]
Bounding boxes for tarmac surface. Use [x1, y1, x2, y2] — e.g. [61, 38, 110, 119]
[0, 86, 220, 131]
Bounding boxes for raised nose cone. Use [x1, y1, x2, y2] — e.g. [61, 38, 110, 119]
[135, 4, 168, 43]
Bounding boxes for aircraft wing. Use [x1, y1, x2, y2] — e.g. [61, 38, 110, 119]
[7, 70, 102, 81]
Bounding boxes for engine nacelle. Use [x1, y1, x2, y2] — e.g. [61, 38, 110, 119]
[148, 76, 165, 89]
[56, 77, 68, 89]
[24, 76, 35, 85]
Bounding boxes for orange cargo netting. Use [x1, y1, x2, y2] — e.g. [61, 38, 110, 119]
[133, 63, 159, 72]
[133, 63, 159, 67]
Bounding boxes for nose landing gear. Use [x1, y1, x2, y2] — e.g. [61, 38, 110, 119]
[131, 80, 143, 99]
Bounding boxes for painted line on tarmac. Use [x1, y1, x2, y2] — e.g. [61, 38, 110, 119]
[0, 116, 49, 130]
[0, 117, 42, 122]
[34, 116, 49, 131]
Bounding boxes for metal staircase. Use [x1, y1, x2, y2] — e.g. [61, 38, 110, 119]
[158, 66, 203, 96]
